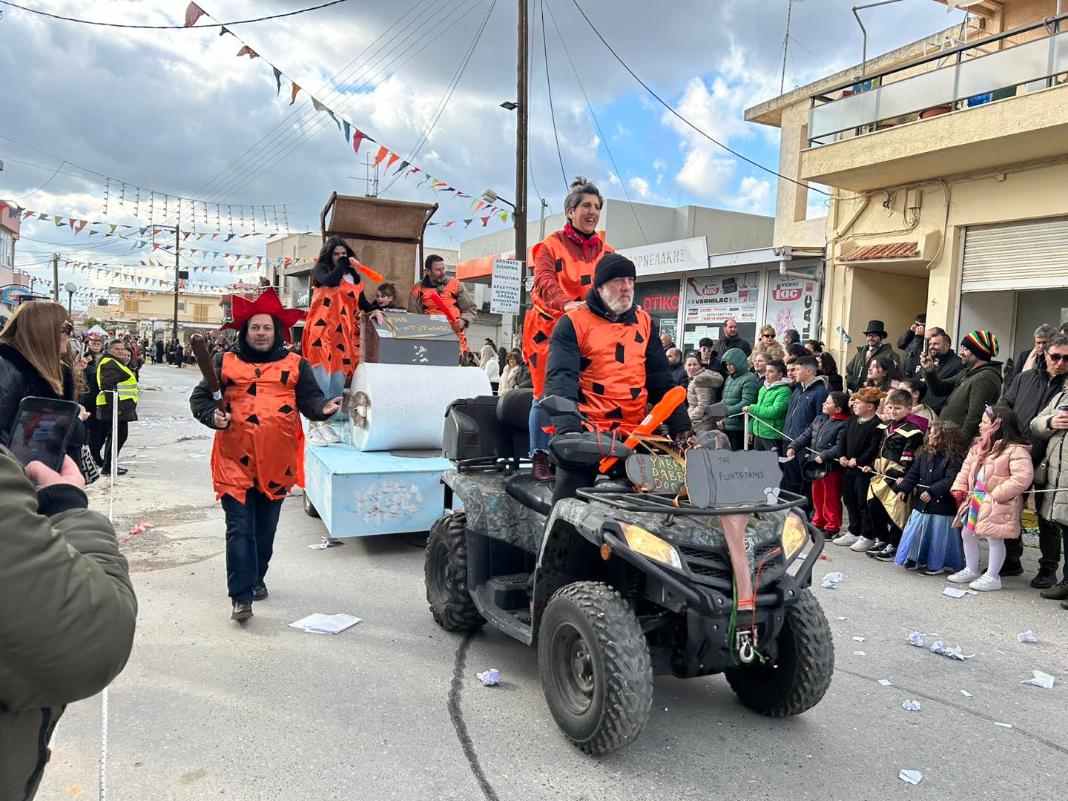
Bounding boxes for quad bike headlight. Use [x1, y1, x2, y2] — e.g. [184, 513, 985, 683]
[620, 524, 682, 570]
[780, 512, 809, 562]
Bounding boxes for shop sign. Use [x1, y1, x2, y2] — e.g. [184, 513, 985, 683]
[684, 273, 760, 324]
[490, 258, 522, 314]
[765, 277, 817, 339]
[618, 237, 708, 276]
[635, 280, 681, 319]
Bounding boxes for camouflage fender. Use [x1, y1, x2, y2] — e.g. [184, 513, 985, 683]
[443, 470, 546, 554]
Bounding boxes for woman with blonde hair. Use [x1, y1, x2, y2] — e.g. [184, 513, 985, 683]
[750, 324, 785, 366]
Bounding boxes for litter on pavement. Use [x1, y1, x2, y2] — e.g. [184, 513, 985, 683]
[994, 722, 1013, 729]
[942, 586, 968, 598]
[288, 613, 362, 635]
[878, 679, 893, 687]
[821, 571, 844, 589]
[898, 770, 923, 785]
[961, 690, 975, 698]
[307, 543, 330, 550]
[1017, 630, 1038, 644]
[907, 631, 926, 647]
[902, 699, 922, 712]
[852, 636, 866, 642]
[475, 668, 501, 686]
[1022, 670, 1055, 689]
[853, 651, 866, 656]
[930, 640, 975, 661]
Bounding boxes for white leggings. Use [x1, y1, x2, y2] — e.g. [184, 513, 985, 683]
[962, 530, 1007, 578]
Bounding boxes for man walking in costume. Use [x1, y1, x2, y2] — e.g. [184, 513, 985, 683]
[190, 289, 340, 621]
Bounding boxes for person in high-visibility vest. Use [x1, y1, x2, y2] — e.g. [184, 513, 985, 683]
[96, 338, 139, 476]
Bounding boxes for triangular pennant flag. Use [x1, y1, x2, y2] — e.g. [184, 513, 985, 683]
[326, 109, 340, 130]
[480, 216, 490, 226]
[407, 167, 420, 176]
[311, 97, 327, 113]
[394, 160, 410, 175]
[73, 220, 88, 234]
[499, 211, 509, 222]
[89, 229, 99, 236]
[444, 221, 454, 228]
[273, 67, 282, 96]
[372, 145, 389, 167]
[290, 82, 301, 105]
[53, 215, 63, 225]
[219, 25, 229, 37]
[385, 152, 400, 170]
[343, 120, 351, 143]
[463, 219, 473, 227]
[184, 2, 206, 27]
[352, 129, 367, 155]
[236, 45, 259, 59]
[109, 224, 118, 235]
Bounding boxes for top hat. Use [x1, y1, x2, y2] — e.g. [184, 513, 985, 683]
[863, 320, 888, 337]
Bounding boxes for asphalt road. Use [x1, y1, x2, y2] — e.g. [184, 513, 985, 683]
[38, 364, 1066, 801]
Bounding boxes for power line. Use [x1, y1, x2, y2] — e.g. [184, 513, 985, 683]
[0, 0, 351, 30]
[565, 0, 830, 196]
[539, 0, 568, 193]
[380, 0, 498, 196]
[545, 1, 647, 244]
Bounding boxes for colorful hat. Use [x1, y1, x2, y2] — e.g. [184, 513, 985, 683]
[222, 288, 306, 343]
[960, 329, 999, 360]
[853, 386, 885, 404]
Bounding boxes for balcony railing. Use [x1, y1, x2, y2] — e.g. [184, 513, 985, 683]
[809, 13, 1068, 146]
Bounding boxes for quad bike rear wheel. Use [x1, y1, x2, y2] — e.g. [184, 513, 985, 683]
[424, 511, 484, 632]
[538, 581, 653, 755]
[725, 588, 833, 716]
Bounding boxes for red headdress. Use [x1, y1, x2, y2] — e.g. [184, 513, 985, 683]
[222, 288, 306, 343]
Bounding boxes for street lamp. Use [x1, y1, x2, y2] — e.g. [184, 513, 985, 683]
[482, 189, 516, 210]
[64, 281, 77, 314]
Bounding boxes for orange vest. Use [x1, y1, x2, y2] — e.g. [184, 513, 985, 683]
[568, 306, 652, 433]
[411, 277, 463, 318]
[523, 231, 612, 397]
[210, 351, 305, 503]
[303, 281, 362, 379]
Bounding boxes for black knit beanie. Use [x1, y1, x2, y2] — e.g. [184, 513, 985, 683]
[593, 252, 636, 288]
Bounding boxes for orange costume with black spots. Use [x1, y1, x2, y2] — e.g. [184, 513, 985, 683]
[522, 228, 611, 397]
[210, 351, 305, 502]
[303, 280, 364, 380]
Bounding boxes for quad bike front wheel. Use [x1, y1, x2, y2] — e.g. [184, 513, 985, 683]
[725, 588, 834, 716]
[424, 511, 484, 632]
[538, 581, 653, 755]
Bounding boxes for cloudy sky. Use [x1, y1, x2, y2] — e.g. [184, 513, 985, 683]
[0, 0, 963, 305]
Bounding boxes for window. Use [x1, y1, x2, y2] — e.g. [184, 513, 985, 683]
[123, 299, 140, 313]
[0, 230, 13, 268]
[194, 303, 209, 322]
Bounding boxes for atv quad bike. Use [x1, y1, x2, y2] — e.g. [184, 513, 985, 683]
[426, 390, 834, 755]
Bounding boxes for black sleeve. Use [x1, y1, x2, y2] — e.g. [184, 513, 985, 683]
[543, 316, 583, 435]
[644, 328, 690, 435]
[312, 261, 345, 287]
[1000, 372, 1020, 408]
[858, 425, 882, 467]
[356, 287, 375, 313]
[928, 458, 962, 499]
[296, 358, 332, 420]
[896, 458, 922, 495]
[896, 330, 915, 350]
[836, 422, 849, 459]
[189, 353, 224, 428]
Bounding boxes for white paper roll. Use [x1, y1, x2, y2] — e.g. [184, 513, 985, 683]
[348, 363, 491, 451]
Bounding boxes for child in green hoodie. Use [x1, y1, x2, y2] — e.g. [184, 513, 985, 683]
[717, 347, 759, 450]
[744, 359, 792, 453]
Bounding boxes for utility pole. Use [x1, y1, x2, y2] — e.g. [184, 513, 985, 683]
[172, 225, 180, 347]
[52, 252, 59, 301]
[514, 0, 529, 328]
[539, 197, 548, 241]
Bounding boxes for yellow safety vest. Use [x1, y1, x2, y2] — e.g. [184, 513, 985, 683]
[96, 357, 139, 407]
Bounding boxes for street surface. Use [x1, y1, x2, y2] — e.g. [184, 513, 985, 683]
[39, 365, 1066, 800]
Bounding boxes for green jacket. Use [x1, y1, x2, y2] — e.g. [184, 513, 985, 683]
[0, 448, 137, 801]
[720, 348, 759, 431]
[925, 360, 1003, 440]
[748, 379, 793, 440]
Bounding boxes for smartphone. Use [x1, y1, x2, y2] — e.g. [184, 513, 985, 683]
[5, 397, 80, 471]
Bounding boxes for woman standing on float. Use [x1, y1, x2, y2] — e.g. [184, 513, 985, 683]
[302, 236, 382, 446]
[523, 177, 612, 481]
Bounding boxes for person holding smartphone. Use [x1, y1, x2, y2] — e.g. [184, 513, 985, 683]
[0, 449, 137, 800]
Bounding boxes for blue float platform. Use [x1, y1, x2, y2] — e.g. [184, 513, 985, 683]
[303, 443, 455, 538]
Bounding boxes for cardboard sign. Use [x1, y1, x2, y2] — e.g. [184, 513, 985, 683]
[625, 454, 686, 495]
[685, 448, 782, 508]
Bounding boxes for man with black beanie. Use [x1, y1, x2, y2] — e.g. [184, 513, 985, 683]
[545, 253, 690, 439]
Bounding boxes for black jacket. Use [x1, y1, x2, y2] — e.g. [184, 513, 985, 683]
[897, 330, 925, 378]
[783, 379, 829, 441]
[790, 413, 848, 465]
[670, 363, 689, 390]
[837, 415, 882, 467]
[876, 419, 924, 479]
[189, 339, 333, 428]
[1001, 366, 1052, 428]
[0, 344, 86, 457]
[896, 452, 962, 516]
[544, 290, 689, 436]
[923, 351, 965, 413]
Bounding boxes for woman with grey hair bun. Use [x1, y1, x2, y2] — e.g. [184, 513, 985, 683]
[521, 177, 613, 481]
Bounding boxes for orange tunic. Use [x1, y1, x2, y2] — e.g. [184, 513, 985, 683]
[522, 231, 611, 397]
[567, 306, 652, 433]
[303, 280, 363, 379]
[210, 351, 305, 503]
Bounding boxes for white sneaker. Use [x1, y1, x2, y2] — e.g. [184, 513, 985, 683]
[850, 536, 876, 552]
[833, 533, 858, 547]
[947, 568, 981, 583]
[306, 423, 329, 447]
[969, 574, 1002, 592]
[319, 423, 342, 444]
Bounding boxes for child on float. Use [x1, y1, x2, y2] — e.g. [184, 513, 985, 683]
[893, 420, 968, 574]
[833, 387, 884, 549]
[786, 391, 850, 538]
[863, 388, 925, 562]
[947, 405, 1034, 592]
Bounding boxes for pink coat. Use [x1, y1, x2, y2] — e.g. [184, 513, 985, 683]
[950, 442, 1033, 539]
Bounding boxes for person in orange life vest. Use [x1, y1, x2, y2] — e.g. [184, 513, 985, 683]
[407, 253, 477, 332]
[524, 177, 613, 481]
[190, 289, 341, 622]
[303, 236, 382, 447]
[544, 253, 690, 449]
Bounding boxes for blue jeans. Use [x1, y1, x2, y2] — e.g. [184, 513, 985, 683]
[221, 490, 284, 603]
[528, 398, 551, 456]
[309, 364, 346, 421]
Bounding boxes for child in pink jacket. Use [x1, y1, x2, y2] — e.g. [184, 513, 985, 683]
[948, 405, 1034, 592]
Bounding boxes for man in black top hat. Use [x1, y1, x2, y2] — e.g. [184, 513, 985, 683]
[845, 320, 900, 391]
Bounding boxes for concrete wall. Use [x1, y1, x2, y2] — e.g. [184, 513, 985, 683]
[771, 103, 828, 250]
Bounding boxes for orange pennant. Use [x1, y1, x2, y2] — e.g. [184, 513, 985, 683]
[290, 82, 301, 105]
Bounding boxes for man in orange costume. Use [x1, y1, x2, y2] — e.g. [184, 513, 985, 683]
[407, 253, 477, 331]
[544, 254, 689, 439]
[190, 289, 340, 622]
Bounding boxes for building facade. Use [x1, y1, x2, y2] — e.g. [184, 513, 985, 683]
[99, 288, 227, 342]
[746, 0, 1068, 369]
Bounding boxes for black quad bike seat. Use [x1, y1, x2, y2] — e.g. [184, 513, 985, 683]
[504, 474, 553, 516]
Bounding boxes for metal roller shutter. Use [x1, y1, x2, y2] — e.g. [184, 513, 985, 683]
[962, 217, 1068, 292]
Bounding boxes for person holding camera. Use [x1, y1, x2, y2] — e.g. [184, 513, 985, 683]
[0, 450, 137, 801]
